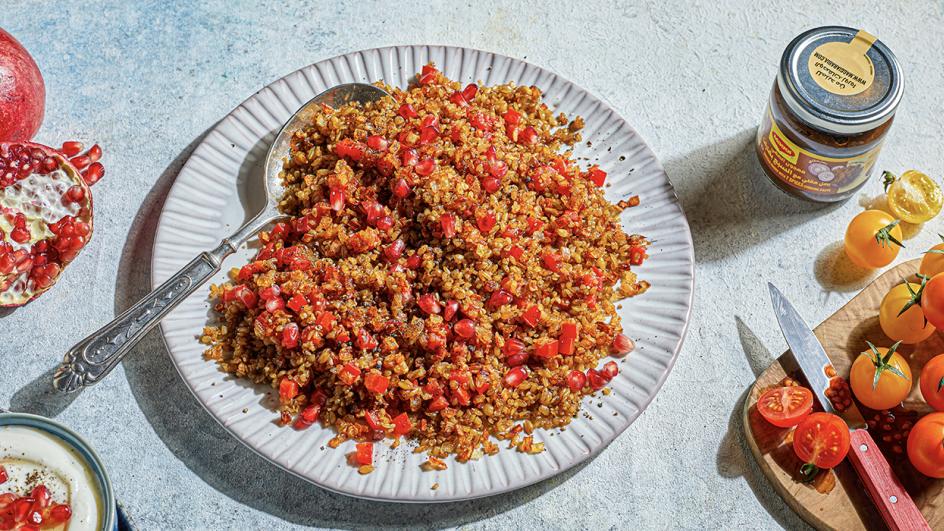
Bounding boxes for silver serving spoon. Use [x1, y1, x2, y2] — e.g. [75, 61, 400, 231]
[54, 83, 391, 393]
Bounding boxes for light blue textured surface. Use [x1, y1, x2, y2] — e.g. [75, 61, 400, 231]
[2, 1, 943, 529]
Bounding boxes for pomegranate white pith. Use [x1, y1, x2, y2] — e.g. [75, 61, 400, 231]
[0, 142, 98, 307]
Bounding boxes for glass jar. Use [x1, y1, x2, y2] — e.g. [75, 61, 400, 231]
[756, 26, 904, 202]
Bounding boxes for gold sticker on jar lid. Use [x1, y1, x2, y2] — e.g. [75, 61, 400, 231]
[807, 30, 876, 96]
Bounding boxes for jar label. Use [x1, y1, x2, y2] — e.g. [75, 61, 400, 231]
[757, 107, 882, 195]
[807, 30, 876, 96]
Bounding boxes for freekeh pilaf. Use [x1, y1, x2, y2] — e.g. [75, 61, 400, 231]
[201, 64, 650, 471]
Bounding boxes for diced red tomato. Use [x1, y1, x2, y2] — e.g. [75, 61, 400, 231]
[398, 103, 418, 118]
[503, 108, 521, 125]
[364, 373, 389, 394]
[392, 412, 412, 436]
[355, 442, 373, 466]
[428, 395, 449, 412]
[521, 305, 541, 327]
[286, 294, 308, 313]
[586, 166, 606, 187]
[542, 252, 562, 272]
[279, 378, 299, 401]
[559, 322, 579, 355]
[534, 340, 559, 359]
[630, 246, 647, 266]
[338, 363, 361, 385]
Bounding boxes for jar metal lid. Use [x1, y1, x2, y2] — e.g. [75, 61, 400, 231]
[777, 26, 903, 135]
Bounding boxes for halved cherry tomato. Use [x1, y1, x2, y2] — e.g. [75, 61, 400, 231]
[849, 341, 912, 411]
[844, 210, 903, 269]
[920, 354, 944, 411]
[793, 412, 851, 472]
[884, 170, 943, 225]
[757, 386, 814, 428]
[879, 281, 935, 344]
[919, 235, 944, 278]
[921, 273, 944, 330]
[907, 412, 944, 478]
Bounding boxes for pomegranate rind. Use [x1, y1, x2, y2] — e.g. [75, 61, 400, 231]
[0, 29, 45, 141]
[0, 141, 93, 307]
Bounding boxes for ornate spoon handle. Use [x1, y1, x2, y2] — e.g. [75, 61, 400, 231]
[54, 240, 237, 393]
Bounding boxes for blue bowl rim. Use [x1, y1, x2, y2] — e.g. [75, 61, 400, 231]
[0, 412, 117, 531]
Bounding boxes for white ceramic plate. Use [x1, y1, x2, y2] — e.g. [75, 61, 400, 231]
[152, 45, 694, 502]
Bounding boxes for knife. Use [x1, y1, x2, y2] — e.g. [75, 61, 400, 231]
[768, 283, 930, 531]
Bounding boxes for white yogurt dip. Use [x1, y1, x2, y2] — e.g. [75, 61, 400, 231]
[0, 425, 103, 531]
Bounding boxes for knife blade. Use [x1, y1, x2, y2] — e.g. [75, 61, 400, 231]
[767, 283, 866, 428]
[767, 282, 930, 531]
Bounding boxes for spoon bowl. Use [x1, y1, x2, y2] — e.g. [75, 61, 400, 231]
[54, 83, 391, 393]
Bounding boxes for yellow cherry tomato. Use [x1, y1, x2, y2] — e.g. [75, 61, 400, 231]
[907, 412, 944, 478]
[879, 281, 935, 344]
[920, 235, 944, 278]
[844, 210, 904, 269]
[884, 170, 943, 224]
[849, 342, 912, 410]
[919, 354, 944, 411]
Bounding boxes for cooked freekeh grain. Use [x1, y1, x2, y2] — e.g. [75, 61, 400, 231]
[201, 64, 649, 467]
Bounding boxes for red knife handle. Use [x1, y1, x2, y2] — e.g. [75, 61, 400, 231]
[847, 429, 930, 531]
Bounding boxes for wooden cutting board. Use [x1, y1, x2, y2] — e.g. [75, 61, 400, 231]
[743, 259, 944, 530]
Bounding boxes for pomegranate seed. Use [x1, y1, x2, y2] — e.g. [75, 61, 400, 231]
[0, 465, 6, 484]
[70, 155, 91, 170]
[503, 108, 521, 125]
[406, 254, 421, 269]
[462, 83, 478, 101]
[507, 245, 524, 261]
[259, 285, 281, 300]
[398, 103, 418, 119]
[329, 187, 346, 211]
[375, 215, 394, 231]
[503, 366, 528, 388]
[41, 157, 56, 172]
[265, 297, 285, 313]
[602, 361, 619, 380]
[12, 498, 31, 522]
[421, 114, 439, 128]
[482, 177, 500, 193]
[281, 323, 300, 349]
[417, 293, 441, 315]
[454, 318, 476, 339]
[415, 158, 436, 176]
[526, 216, 544, 235]
[61, 141, 84, 157]
[355, 328, 378, 350]
[64, 185, 86, 203]
[81, 162, 105, 185]
[48, 504, 72, 524]
[487, 159, 507, 179]
[469, 112, 492, 131]
[10, 227, 29, 244]
[392, 178, 411, 198]
[439, 213, 456, 238]
[334, 138, 364, 161]
[629, 246, 647, 266]
[567, 370, 587, 392]
[506, 351, 529, 367]
[449, 91, 469, 107]
[587, 369, 607, 391]
[443, 299, 459, 321]
[279, 378, 299, 400]
[85, 144, 103, 162]
[366, 135, 388, 151]
[476, 211, 496, 233]
[487, 289, 512, 308]
[519, 126, 538, 144]
[611, 334, 635, 357]
[520, 305, 541, 327]
[384, 239, 405, 261]
[400, 148, 418, 167]
[47, 504, 72, 524]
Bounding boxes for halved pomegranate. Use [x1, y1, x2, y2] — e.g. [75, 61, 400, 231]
[0, 141, 104, 306]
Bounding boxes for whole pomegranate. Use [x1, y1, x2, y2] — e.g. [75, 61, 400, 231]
[0, 29, 45, 141]
[0, 141, 104, 306]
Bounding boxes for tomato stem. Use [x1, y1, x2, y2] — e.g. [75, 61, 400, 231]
[865, 340, 909, 390]
[896, 276, 928, 319]
[874, 220, 904, 249]
[799, 462, 820, 483]
[938, 376, 944, 393]
[882, 170, 897, 192]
